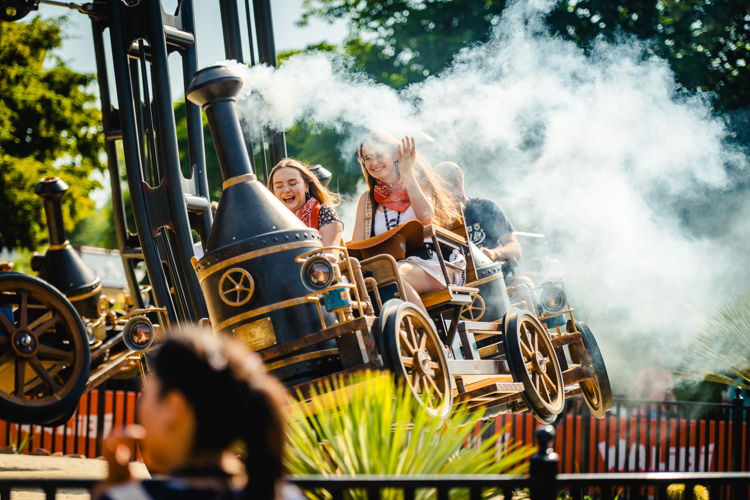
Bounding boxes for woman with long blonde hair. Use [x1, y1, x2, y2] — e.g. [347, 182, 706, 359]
[351, 131, 464, 310]
[268, 158, 344, 248]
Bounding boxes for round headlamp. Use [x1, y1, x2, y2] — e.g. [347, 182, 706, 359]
[540, 285, 567, 314]
[301, 256, 334, 290]
[123, 316, 155, 352]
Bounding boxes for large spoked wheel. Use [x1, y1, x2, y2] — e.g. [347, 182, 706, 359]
[567, 321, 612, 419]
[504, 310, 564, 423]
[0, 273, 90, 425]
[380, 299, 453, 419]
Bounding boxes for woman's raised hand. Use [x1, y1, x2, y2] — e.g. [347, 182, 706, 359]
[396, 136, 416, 178]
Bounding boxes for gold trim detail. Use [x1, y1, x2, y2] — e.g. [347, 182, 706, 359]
[265, 348, 338, 371]
[68, 284, 103, 302]
[48, 241, 71, 250]
[218, 268, 255, 307]
[222, 173, 256, 190]
[214, 296, 316, 331]
[198, 240, 322, 281]
[467, 273, 504, 288]
[233, 317, 276, 351]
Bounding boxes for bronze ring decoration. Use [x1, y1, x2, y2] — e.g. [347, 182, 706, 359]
[218, 268, 255, 307]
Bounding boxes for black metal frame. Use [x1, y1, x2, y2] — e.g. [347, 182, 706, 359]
[81, 0, 287, 323]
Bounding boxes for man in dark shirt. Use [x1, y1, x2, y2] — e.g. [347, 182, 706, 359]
[434, 162, 522, 263]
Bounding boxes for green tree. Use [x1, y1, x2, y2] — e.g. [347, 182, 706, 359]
[0, 16, 103, 250]
[300, 0, 749, 110]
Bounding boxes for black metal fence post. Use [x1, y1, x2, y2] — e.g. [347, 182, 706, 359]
[530, 425, 559, 500]
[731, 388, 743, 472]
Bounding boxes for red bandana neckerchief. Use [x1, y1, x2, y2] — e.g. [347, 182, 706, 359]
[373, 179, 410, 212]
[295, 196, 321, 229]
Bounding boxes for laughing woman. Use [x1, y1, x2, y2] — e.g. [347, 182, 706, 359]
[351, 132, 463, 310]
[268, 158, 344, 248]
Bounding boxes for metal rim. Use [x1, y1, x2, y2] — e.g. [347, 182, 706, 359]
[0, 273, 90, 424]
[504, 310, 564, 423]
[567, 320, 613, 418]
[381, 299, 452, 419]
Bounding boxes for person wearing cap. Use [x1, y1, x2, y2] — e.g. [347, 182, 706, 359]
[268, 158, 344, 248]
[351, 132, 464, 310]
[434, 161, 521, 265]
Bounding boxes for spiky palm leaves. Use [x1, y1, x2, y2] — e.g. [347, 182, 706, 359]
[284, 371, 533, 499]
[676, 294, 750, 390]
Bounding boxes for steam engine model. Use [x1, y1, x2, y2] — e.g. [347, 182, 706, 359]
[0, 178, 165, 426]
[188, 65, 612, 422]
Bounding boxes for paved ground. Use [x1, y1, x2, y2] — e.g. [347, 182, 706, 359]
[0, 453, 149, 499]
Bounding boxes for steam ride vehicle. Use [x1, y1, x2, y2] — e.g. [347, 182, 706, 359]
[0, 63, 611, 426]
[0, 178, 164, 426]
[189, 65, 612, 422]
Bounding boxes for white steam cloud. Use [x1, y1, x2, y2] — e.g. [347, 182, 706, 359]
[226, 0, 749, 394]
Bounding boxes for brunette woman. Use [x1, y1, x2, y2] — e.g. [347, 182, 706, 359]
[351, 132, 463, 309]
[96, 327, 300, 500]
[268, 158, 344, 248]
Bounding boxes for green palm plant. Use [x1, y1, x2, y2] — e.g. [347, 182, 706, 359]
[675, 294, 750, 390]
[284, 371, 534, 499]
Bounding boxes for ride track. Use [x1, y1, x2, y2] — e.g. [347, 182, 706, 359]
[0, 0, 612, 426]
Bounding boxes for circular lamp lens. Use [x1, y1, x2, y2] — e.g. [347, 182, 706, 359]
[540, 286, 566, 314]
[123, 316, 154, 351]
[302, 257, 334, 290]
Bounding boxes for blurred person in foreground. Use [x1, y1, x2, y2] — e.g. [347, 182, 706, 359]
[434, 161, 522, 265]
[95, 327, 301, 500]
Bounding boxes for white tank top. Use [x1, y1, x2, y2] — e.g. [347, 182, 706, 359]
[373, 204, 417, 236]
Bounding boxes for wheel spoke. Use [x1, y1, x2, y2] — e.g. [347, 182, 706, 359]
[18, 291, 29, 329]
[533, 328, 539, 353]
[14, 359, 26, 396]
[538, 373, 551, 401]
[0, 310, 15, 334]
[519, 338, 533, 359]
[418, 331, 427, 351]
[37, 345, 74, 362]
[400, 356, 416, 368]
[425, 373, 442, 397]
[227, 275, 239, 286]
[399, 330, 416, 353]
[29, 356, 59, 392]
[541, 370, 556, 394]
[31, 312, 60, 338]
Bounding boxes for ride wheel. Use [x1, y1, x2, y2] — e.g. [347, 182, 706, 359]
[567, 321, 612, 418]
[0, 273, 90, 424]
[380, 299, 452, 419]
[504, 310, 564, 423]
[460, 293, 486, 321]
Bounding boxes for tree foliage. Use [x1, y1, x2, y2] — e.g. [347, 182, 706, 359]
[0, 16, 103, 250]
[300, 0, 749, 111]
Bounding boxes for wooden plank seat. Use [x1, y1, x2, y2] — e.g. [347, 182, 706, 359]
[420, 285, 478, 309]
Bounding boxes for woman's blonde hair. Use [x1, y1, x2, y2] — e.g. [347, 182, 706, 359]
[268, 158, 339, 207]
[357, 131, 461, 227]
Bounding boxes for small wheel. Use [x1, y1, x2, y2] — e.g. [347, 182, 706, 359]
[504, 310, 564, 423]
[380, 299, 452, 419]
[567, 321, 612, 419]
[0, 273, 90, 425]
[460, 293, 486, 321]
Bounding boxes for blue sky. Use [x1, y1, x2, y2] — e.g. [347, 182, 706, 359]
[42, 1, 348, 80]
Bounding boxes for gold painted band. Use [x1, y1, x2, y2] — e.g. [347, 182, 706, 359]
[265, 348, 338, 371]
[215, 295, 317, 331]
[467, 273, 504, 287]
[198, 240, 322, 281]
[222, 173, 256, 189]
[48, 241, 71, 250]
[68, 284, 103, 302]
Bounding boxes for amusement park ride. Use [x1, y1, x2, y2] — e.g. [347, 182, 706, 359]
[0, 0, 612, 425]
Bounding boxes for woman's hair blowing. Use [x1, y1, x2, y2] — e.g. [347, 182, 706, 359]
[151, 327, 287, 500]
